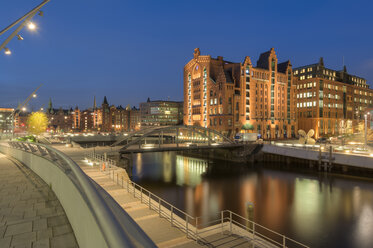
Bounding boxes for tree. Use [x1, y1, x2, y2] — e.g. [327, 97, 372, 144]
[27, 112, 48, 135]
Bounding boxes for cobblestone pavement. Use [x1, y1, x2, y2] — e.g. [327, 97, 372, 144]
[0, 154, 78, 248]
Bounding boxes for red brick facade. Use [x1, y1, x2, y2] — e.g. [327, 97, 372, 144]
[184, 48, 297, 139]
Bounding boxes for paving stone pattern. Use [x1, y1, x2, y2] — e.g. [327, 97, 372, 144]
[0, 154, 78, 248]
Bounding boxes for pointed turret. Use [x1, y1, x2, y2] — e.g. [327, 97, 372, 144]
[103, 96, 109, 105]
[319, 57, 324, 66]
[147, 97, 150, 102]
[47, 98, 53, 113]
[93, 96, 97, 109]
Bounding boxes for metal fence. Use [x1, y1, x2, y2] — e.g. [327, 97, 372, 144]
[6, 141, 156, 248]
[86, 151, 309, 248]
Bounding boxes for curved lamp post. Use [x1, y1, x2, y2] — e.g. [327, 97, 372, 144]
[0, 0, 50, 54]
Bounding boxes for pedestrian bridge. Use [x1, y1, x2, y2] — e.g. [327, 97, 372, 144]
[111, 125, 234, 150]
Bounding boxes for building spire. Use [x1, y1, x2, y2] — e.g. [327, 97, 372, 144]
[103, 96, 108, 105]
[93, 96, 97, 109]
[48, 97, 53, 113]
[319, 57, 324, 66]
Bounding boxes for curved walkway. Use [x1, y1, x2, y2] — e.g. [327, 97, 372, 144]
[0, 154, 78, 248]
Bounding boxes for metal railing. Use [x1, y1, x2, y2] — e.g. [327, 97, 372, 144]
[270, 142, 373, 158]
[86, 151, 309, 248]
[6, 141, 156, 248]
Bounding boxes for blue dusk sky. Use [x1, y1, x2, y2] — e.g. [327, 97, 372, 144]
[1, 0, 372, 110]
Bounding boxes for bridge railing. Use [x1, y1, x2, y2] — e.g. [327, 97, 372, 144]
[3, 141, 156, 248]
[86, 151, 309, 248]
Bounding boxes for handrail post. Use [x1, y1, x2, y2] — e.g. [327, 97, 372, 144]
[186, 215, 189, 238]
[158, 198, 161, 217]
[148, 191, 151, 209]
[221, 211, 224, 234]
[283, 235, 286, 248]
[140, 187, 143, 203]
[133, 182, 135, 196]
[253, 222, 255, 242]
[195, 217, 198, 241]
[229, 211, 232, 233]
[171, 206, 174, 226]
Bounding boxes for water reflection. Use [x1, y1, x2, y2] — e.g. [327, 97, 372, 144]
[176, 155, 207, 186]
[128, 152, 373, 248]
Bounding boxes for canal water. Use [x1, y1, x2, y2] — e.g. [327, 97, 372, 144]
[121, 151, 373, 248]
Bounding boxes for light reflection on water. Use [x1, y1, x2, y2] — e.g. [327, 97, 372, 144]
[129, 151, 373, 248]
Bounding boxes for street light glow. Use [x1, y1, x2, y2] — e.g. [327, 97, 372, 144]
[33, 94, 37, 98]
[28, 22, 36, 30]
[4, 47, 11, 55]
[22, 107, 26, 111]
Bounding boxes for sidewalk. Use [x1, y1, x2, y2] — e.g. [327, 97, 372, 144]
[0, 153, 78, 248]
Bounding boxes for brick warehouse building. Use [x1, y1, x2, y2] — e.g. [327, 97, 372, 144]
[293, 58, 373, 138]
[184, 48, 297, 139]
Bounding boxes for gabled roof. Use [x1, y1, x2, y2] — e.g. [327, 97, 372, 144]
[277, 60, 291, 73]
[256, 51, 271, 69]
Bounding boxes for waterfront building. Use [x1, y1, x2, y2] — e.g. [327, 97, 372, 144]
[130, 106, 141, 131]
[80, 109, 95, 132]
[0, 108, 14, 134]
[184, 48, 297, 139]
[140, 98, 183, 127]
[97, 96, 141, 132]
[293, 58, 373, 138]
[46, 99, 74, 133]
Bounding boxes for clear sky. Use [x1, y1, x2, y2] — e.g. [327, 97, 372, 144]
[1, 0, 372, 110]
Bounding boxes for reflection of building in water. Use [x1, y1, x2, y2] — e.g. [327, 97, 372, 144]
[136, 153, 143, 175]
[162, 152, 173, 183]
[176, 155, 208, 186]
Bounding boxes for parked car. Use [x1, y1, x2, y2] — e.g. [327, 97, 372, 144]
[316, 137, 330, 144]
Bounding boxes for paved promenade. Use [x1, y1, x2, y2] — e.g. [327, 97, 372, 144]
[59, 146, 251, 248]
[0, 153, 78, 248]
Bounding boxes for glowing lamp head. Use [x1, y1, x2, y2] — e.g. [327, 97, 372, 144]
[28, 22, 36, 30]
[22, 107, 26, 111]
[4, 47, 11, 55]
[33, 94, 37, 98]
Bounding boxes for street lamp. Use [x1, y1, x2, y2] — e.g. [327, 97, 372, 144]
[365, 112, 371, 148]
[0, 0, 50, 55]
[9, 85, 42, 139]
[4, 47, 11, 55]
[27, 22, 36, 30]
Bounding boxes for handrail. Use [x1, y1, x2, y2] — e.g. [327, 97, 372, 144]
[6, 141, 156, 248]
[86, 150, 309, 248]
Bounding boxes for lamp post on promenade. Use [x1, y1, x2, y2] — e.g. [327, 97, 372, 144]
[365, 112, 371, 148]
[9, 85, 42, 138]
[0, 0, 50, 54]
